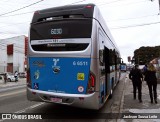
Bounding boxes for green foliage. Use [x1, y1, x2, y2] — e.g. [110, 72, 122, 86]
[133, 46, 160, 64]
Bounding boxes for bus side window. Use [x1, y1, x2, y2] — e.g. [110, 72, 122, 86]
[109, 49, 117, 72]
[115, 54, 117, 70]
[99, 31, 105, 77]
[104, 47, 110, 73]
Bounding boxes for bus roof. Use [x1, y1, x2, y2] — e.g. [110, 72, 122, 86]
[32, 4, 95, 23]
[31, 3, 120, 56]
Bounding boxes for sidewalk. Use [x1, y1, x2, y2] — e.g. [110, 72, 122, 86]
[0, 78, 26, 88]
[119, 74, 160, 122]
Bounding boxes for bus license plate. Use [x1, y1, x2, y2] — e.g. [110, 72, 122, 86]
[50, 97, 62, 103]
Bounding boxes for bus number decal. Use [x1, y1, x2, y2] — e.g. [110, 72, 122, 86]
[51, 28, 62, 35]
[73, 61, 88, 66]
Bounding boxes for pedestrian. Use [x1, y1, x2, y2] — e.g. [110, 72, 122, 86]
[142, 64, 148, 75]
[144, 63, 158, 104]
[14, 71, 18, 82]
[129, 64, 143, 103]
[4, 73, 7, 84]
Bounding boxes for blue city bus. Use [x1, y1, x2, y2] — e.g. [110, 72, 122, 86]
[120, 63, 127, 72]
[27, 4, 121, 109]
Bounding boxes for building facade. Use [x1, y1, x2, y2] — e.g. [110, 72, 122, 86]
[0, 35, 28, 73]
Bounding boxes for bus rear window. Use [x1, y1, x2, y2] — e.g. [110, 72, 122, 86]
[30, 19, 92, 51]
[30, 38, 90, 51]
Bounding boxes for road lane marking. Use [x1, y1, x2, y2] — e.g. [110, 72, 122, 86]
[0, 85, 26, 92]
[0, 89, 26, 98]
[15, 102, 45, 113]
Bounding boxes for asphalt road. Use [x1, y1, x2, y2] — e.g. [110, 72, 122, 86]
[0, 73, 127, 122]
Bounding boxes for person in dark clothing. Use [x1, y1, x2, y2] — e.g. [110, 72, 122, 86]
[14, 71, 18, 82]
[144, 63, 158, 104]
[129, 64, 143, 103]
[142, 64, 148, 75]
[4, 73, 7, 84]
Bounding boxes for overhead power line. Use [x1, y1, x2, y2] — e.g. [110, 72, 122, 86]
[0, 0, 44, 17]
[0, 21, 30, 28]
[107, 14, 159, 22]
[0, 11, 34, 17]
[0, 0, 86, 18]
[99, 0, 147, 6]
[98, 0, 125, 5]
[0, 0, 151, 19]
[70, 0, 86, 5]
[110, 21, 160, 29]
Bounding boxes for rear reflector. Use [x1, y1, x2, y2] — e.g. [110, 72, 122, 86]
[32, 92, 36, 95]
[79, 97, 84, 100]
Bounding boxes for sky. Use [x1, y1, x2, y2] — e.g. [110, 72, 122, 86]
[0, 0, 160, 63]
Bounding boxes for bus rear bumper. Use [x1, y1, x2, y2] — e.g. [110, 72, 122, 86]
[27, 88, 99, 109]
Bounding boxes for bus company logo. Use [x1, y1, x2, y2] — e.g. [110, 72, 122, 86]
[53, 58, 59, 66]
[33, 61, 45, 67]
[52, 58, 61, 74]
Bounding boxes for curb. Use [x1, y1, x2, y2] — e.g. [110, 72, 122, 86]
[0, 78, 26, 88]
[117, 74, 128, 121]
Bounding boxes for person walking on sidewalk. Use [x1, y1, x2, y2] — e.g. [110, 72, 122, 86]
[14, 71, 18, 82]
[144, 63, 158, 104]
[4, 73, 7, 84]
[129, 64, 143, 103]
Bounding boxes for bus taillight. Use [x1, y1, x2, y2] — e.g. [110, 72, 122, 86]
[34, 11, 39, 15]
[87, 73, 95, 94]
[86, 5, 92, 8]
[90, 74, 95, 87]
[27, 68, 31, 88]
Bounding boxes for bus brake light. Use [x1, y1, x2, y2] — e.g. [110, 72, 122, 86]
[87, 73, 95, 94]
[90, 74, 95, 87]
[27, 68, 31, 88]
[34, 11, 39, 14]
[86, 5, 92, 8]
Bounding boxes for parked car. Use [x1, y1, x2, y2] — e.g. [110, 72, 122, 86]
[5, 72, 18, 82]
[18, 72, 26, 78]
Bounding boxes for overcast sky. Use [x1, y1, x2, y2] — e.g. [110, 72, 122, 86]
[0, 0, 160, 62]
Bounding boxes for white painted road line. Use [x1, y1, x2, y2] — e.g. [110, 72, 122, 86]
[0, 89, 26, 98]
[15, 102, 45, 114]
[0, 85, 26, 92]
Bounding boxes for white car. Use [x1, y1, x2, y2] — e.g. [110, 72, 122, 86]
[6, 72, 18, 82]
